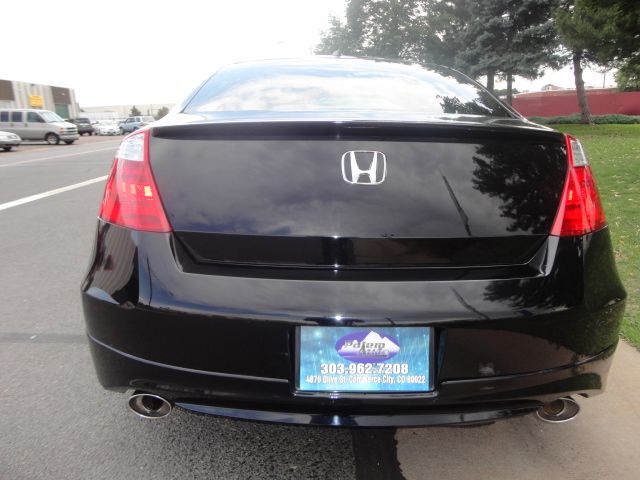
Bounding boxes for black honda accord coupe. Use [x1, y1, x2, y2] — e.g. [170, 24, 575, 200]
[82, 57, 626, 426]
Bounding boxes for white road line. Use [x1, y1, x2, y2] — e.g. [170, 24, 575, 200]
[0, 145, 118, 168]
[0, 176, 108, 212]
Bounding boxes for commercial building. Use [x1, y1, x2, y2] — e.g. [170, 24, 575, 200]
[0, 79, 79, 119]
[82, 104, 174, 120]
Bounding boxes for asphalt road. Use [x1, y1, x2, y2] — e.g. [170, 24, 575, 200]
[1, 138, 638, 480]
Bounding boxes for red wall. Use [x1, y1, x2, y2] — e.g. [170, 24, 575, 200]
[512, 89, 640, 117]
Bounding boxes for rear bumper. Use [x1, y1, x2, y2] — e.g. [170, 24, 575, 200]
[81, 222, 626, 426]
[88, 333, 616, 427]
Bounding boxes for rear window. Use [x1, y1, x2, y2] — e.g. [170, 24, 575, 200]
[185, 59, 511, 118]
[77, 118, 90, 123]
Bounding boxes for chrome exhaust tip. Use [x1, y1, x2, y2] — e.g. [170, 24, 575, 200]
[536, 397, 580, 423]
[128, 392, 172, 419]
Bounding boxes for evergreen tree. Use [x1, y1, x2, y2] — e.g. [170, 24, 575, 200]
[616, 61, 640, 91]
[130, 105, 142, 117]
[458, 0, 561, 104]
[584, 0, 640, 69]
[416, 1, 478, 78]
[155, 106, 170, 120]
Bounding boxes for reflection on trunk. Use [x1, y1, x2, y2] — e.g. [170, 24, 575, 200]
[471, 142, 566, 233]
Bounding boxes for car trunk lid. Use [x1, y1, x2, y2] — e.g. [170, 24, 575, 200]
[149, 121, 566, 268]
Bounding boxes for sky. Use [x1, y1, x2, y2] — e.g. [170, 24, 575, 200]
[2, 0, 614, 108]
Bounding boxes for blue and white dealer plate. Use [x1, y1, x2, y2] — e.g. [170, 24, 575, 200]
[298, 326, 432, 392]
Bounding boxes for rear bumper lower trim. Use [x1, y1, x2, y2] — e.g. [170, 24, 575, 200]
[176, 401, 537, 427]
[87, 333, 288, 384]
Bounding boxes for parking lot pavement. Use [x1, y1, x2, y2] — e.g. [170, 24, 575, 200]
[0, 135, 126, 203]
[3, 133, 123, 152]
[396, 341, 640, 480]
[1, 142, 637, 479]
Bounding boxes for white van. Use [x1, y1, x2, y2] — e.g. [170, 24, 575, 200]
[0, 109, 80, 145]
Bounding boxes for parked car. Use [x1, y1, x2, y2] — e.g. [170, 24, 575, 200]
[82, 57, 625, 426]
[119, 115, 155, 134]
[0, 109, 79, 145]
[67, 117, 95, 136]
[0, 130, 21, 151]
[93, 121, 120, 136]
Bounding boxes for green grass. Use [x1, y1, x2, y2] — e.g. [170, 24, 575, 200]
[530, 114, 640, 125]
[554, 125, 640, 348]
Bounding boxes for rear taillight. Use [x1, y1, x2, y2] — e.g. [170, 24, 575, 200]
[99, 129, 171, 232]
[550, 135, 606, 236]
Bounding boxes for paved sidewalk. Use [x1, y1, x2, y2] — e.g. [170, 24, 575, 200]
[397, 341, 640, 480]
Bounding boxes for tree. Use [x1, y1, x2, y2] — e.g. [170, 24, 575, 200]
[553, 0, 639, 122]
[458, 0, 561, 103]
[582, 0, 640, 93]
[130, 105, 142, 116]
[155, 106, 170, 120]
[315, 15, 359, 55]
[616, 61, 640, 91]
[362, 0, 422, 58]
[317, 1, 478, 78]
[317, 0, 560, 100]
[415, 1, 478, 75]
[555, 1, 602, 123]
[316, 0, 370, 55]
[583, 0, 640, 69]
[316, 0, 421, 59]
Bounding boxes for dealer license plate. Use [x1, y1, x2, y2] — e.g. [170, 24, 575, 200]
[297, 326, 432, 392]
